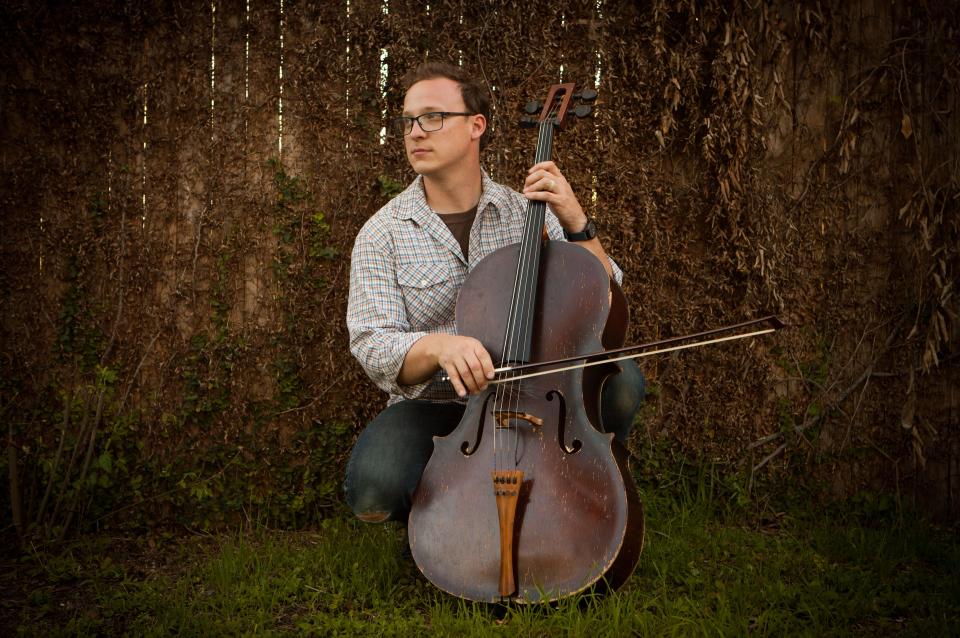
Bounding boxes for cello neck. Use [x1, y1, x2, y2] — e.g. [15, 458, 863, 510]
[503, 83, 576, 365]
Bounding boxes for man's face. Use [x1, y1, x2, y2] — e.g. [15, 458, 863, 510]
[402, 77, 482, 177]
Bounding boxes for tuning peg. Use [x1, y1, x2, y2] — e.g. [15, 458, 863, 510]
[574, 88, 598, 102]
[574, 105, 592, 118]
[519, 116, 539, 128]
[523, 101, 542, 115]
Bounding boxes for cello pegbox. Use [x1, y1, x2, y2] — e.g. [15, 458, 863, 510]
[538, 83, 576, 129]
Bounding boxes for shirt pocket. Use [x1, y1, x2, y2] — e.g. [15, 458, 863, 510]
[396, 260, 457, 329]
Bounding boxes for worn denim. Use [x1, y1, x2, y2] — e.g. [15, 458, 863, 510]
[344, 360, 646, 523]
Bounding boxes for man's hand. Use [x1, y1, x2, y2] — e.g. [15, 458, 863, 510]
[399, 333, 495, 397]
[522, 160, 613, 279]
[522, 161, 588, 232]
[433, 334, 496, 397]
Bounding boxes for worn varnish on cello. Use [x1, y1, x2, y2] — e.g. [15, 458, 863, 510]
[408, 83, 645, 603]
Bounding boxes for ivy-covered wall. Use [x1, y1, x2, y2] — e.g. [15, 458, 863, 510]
[1, 0, 957, 539]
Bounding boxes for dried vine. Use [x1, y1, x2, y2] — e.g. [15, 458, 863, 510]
[1, 0, 958, 541]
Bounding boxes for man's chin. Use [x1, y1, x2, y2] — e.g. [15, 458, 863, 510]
[410, 159, 438, 176]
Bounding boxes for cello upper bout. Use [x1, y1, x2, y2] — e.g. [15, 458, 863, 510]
[457, 240, 612, 363]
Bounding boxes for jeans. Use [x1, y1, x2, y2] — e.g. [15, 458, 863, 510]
[344, 360, 645, 523]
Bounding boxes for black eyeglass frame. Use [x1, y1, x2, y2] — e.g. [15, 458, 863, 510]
[392, 111, 476, 136]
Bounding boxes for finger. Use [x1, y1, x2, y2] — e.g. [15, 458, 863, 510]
[524, 166, 559, 187]
[476, 346, 496, 380]
[444, 364, 468, 397]
[528, 161, 557, 175]
[541, 175, 566, 196]
[463, 352, 489, 391]
[455, 358, 480, 394]
[523, 169, 550, 190]
[524, 175, 559, 195]
[523, 188, 555, 203]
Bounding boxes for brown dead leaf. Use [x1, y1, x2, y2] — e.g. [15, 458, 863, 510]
[900, 112, 913, 139]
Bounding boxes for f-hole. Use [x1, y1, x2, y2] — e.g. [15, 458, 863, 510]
[461, 392, 497, 456]
[547, 390, 580, 454]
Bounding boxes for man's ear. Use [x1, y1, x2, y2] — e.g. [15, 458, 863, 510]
[470, 113, 487, 142]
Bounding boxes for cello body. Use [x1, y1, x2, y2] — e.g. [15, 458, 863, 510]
[408, 240, 645, 603]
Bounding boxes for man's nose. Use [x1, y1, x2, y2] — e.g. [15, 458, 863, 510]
[409, 121, 428, 138]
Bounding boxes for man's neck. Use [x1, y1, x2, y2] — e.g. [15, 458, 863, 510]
[421, 163, 483, 215]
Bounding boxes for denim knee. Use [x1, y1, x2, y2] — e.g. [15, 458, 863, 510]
[343, 416, 419, 523]
[343, 400, 465, 523]
[600, 360, 646, 443]
[344, 443, 409, 523]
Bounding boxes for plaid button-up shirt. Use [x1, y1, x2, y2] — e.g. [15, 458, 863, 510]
[347, 171, 623, 405]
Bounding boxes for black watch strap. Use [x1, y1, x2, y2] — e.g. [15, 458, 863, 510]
[564, 218, 598, 242]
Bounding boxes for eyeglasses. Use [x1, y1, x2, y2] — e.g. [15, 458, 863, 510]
[392, 111, 475, 136]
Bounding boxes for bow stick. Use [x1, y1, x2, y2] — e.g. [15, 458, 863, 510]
[441, 315, 784, 385]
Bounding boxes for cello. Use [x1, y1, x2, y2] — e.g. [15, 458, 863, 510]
[408, 83, 644, 603]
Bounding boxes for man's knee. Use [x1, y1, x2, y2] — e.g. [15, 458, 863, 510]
[355, 510, 392, 524]
[343, 400, 465, 524]
[344, 474, 408, 523]
[601, 361, 646, 442]
[343, 454, 409, 524]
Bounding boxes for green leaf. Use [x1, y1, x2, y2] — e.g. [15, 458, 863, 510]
[98, 451, 113, 472]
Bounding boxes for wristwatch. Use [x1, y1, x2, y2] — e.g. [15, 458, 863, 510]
[563, 218, 598, 242]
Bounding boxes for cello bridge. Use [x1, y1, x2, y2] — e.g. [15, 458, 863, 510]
[494, 410, 543, 430]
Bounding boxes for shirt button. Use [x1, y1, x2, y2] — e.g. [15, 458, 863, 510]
[421, 279, 427, 286]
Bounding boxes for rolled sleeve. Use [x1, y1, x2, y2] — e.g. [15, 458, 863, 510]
[607, 256, 624, 285]
[347, 224, 432, 399]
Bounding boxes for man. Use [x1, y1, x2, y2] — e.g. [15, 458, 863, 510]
[345, 62, 644, 524]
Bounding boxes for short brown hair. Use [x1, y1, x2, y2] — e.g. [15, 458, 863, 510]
[402, 62, 492, 149]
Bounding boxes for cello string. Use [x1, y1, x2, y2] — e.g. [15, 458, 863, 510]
[498, 98, 553, 473]
[508, 107, 542, 468]
[496, 131, 537, 473]
[506, 98, 555, 470]
[496, 119, 543, 471]
[495, 100, 547, 472]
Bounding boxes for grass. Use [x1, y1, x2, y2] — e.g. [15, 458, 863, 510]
[5, 470, 959, 637]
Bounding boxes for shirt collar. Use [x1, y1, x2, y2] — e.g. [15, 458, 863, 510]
[476, 169, 507, 222]
[391, 175, 464, 262]
[394, 170, 508, 222]
[394, 175, 431, 222]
